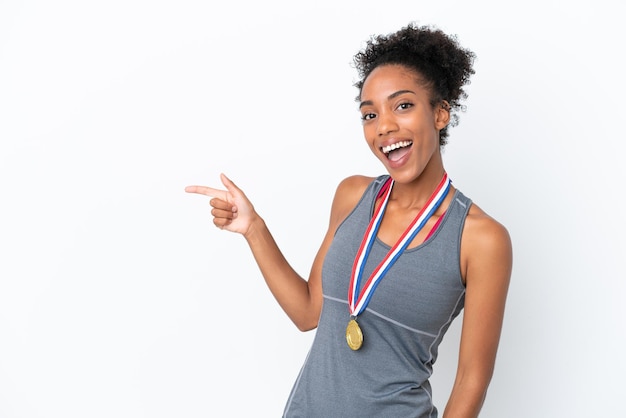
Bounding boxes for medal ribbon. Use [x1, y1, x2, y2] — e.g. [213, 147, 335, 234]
[348, 173, 451, 318]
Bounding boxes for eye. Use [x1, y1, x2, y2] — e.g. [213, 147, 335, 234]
[361, 112, 376, 121]
[397, 102, 414, 111]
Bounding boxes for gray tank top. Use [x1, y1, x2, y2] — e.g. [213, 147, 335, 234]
[283, 175, 471, 418]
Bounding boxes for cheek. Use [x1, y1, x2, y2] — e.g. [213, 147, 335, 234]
[362, 123, 377, 143]
[363, 129, 379, 153]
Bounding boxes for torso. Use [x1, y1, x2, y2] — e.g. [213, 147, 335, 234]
[282, 175, 472, 418]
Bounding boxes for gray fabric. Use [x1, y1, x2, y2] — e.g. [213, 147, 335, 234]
[283, 175, 471, 418]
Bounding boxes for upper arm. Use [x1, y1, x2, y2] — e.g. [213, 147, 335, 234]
[457, 208, 513, 384]
[303, 176, 373, 328]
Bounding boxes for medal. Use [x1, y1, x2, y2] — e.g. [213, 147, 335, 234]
[346, 173, 451, 350]
[346, 318, 364, 350]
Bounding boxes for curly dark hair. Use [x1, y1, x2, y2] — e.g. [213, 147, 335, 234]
[353, 23, 476, 146]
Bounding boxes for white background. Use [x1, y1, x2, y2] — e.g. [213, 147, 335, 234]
[1, 0, 624, 417]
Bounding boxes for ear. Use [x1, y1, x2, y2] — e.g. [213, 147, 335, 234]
[435, 101, 451, 130]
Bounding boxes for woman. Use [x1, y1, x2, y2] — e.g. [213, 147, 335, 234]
[186, 23, 512, 418]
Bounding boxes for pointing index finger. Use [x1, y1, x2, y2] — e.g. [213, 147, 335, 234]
[185, 185, 228, 200]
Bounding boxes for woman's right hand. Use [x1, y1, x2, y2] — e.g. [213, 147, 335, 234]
[185, 173, 256, 235]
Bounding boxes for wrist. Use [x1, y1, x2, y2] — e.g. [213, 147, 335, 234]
[243, 214, 266, 241]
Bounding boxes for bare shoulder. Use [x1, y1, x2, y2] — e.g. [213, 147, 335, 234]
[329, 175, 376, 226]
[465, 203, 511, 247]
[335, 175, 375, 198]
[461, 202, 513, 283]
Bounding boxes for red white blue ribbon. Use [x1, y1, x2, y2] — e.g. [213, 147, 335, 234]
[348, 173, 452, 318]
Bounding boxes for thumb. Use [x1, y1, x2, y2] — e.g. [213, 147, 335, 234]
[220, 173, 243, 196]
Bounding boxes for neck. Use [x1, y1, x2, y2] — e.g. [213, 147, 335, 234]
[389, 169, 448, 210]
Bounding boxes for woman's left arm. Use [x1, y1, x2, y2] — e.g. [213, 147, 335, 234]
[443, 208, 513, 418]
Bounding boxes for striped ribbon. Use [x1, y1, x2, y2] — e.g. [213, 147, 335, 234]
[348, 173, 451, 317]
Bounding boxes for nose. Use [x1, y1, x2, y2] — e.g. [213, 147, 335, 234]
[376, 110, 399, 136]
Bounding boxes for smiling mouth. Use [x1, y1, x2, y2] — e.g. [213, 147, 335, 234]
[381, 140, 413, 161]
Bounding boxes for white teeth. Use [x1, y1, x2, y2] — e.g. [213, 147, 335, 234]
[382, 141, 412, 154]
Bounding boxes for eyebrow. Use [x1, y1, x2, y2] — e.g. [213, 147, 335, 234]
[359, 89, 416, 109]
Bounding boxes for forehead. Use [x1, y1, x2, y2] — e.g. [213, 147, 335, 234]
[360, 64, 429, 101]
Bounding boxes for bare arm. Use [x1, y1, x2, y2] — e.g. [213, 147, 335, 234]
[442, 207, 512, 417]
[185, 173, 370, 331]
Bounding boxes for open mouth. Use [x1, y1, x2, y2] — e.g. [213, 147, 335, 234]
[381, 140, 413, 162]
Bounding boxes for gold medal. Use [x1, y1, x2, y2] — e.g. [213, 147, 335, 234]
[346, 174, 450, 352]
[346, 318, 363, 350]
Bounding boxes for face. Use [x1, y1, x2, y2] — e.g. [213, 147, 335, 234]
[359, 64, 449, 184]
